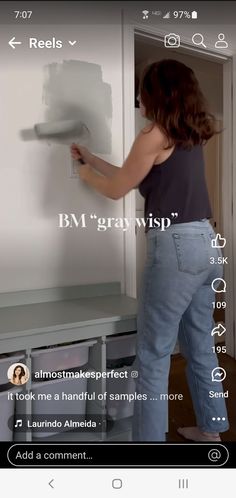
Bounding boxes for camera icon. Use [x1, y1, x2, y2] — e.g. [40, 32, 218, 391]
[164, 33, 181, 48]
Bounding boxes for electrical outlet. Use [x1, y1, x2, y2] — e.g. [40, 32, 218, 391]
[70, 159, 80, 178]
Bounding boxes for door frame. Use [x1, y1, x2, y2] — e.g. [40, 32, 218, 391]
[122, 22, 236, 358]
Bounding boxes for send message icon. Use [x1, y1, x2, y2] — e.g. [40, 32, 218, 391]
[211, 367, 227, 382]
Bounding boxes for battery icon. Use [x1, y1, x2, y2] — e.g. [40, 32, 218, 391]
[191, 11, 198, 19]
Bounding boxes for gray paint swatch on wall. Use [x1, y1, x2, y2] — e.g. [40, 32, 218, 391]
[42, 60, 112, 153]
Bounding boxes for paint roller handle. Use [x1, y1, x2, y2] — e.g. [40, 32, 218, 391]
[70, 143, 91, 165]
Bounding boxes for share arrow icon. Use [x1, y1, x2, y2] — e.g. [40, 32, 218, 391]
[211, 323, 226, 337]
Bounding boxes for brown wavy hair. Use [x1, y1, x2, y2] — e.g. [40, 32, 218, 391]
[139, 59, 220, 149]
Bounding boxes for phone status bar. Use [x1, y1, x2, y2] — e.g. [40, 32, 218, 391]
[0, 2, 235, 25]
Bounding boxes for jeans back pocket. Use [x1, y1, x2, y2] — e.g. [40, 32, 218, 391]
[172, 232, 209, 275]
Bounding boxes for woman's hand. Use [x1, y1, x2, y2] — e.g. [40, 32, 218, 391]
[70, 143, 92, 164]
[78, 163, 92, 182]
[70, 143, 92, 181]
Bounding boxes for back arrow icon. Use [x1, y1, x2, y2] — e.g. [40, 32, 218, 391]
[49, 479, 54, 489]
[9, 37, 22, 49]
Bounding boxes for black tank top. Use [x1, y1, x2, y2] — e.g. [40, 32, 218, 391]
[138, 144, 212, 232]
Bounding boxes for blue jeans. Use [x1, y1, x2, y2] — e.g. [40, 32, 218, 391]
[132, 220, 229, 441]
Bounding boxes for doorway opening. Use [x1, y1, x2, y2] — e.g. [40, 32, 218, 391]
[132, 31, 234, 357]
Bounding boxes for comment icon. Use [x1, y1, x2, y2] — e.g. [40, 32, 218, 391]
[211, 278, 226, 293]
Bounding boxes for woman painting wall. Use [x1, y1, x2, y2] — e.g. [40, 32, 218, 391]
[70, 59, 229, 442]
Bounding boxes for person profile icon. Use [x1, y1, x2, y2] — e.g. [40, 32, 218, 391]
[215, 33, 228, 49]
[7, 363, 30, 386]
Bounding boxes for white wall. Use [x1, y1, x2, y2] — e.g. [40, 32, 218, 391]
[0, 22, 125, 292]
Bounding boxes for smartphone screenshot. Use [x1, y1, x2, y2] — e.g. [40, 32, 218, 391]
[0, 1, 235, 495]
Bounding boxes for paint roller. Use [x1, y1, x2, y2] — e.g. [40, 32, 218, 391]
[34, 119, 89, 163]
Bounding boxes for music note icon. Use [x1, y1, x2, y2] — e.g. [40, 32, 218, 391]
[14, 419, 23, 428]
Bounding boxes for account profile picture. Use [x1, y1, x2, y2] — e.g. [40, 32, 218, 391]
[7, 363, 30, 386]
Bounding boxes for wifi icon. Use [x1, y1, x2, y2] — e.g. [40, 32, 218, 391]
[142, 10, 149, 19]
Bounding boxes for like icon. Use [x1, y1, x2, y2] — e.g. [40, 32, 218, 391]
[211, 233, 226, 248]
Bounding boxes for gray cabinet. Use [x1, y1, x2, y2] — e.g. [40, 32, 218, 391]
[0, 282, 137, 442]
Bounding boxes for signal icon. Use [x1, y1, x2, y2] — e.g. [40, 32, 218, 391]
[163, 12, 170, 19]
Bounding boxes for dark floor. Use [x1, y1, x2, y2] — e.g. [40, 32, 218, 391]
[168, 352, 236, 441]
